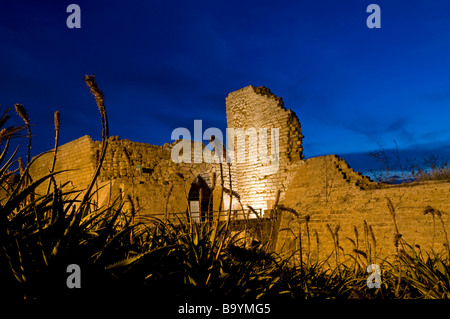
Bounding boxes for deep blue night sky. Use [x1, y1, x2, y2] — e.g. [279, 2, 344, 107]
[1, 0, 450, 174]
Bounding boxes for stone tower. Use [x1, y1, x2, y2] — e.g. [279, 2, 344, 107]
[225, 85, 304, 212]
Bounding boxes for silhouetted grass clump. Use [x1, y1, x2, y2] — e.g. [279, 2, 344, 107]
[412, 156, 450, 181]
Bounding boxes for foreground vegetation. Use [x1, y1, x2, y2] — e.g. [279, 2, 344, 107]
[1, 77, 449, 305]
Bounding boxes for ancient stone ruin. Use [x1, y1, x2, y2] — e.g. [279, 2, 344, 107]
[29, 85, 450, 262]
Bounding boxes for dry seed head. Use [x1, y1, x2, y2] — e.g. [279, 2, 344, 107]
[54, 111, 60, 131]
[126, 194, 135, 215]
[363, 220, 369, 234]
[84, 75, 106, 116]
[277, 205, 299, 218]
[423, 206, 442, 217]
[353, 249, 367, 259]
[369, 225, 377, 246]
[18, 157, 24, 175]
[326, 224, 335, 240]
[423, 206, 434, 216]
[223, 187, 239, 199]
[176, 172, 185, 180]
[314, 230, 319, 245]
[386, 198, 395, 216]
[393, 233, 402, 247]
[247, 205, 261, 219]
[14, 104, 29, 125]
[346, 237, 356, 247]
[334, 224, 341, 235]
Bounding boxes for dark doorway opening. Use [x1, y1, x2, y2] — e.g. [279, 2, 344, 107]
[188, 175, 213, 222]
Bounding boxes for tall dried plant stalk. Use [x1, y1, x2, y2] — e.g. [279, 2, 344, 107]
[209, 145, 226, 259]
[47, 111, 60, 194]
[276, 205, 299, 218]
[387, 197, 403, 297]
[298, 219, 304, 275]
[205, 172, 216, 224]
[0, 107, 26, 143]
[424, 206, 450, 263]
[423, 206, 437, 250]
[314, 230, 320, 262]
[387, 198, 401, 240]
[84, 75, 107, 133]
[18, 157, 24, 177]
[267, 190, 281, 251]
[164, 184, 174, 220]
[14, 103, 34, 205]
[214, 162, 233, 263]
[81, 75, 109, 207]
[227, 163, 232, 224]
[327, 223, 341, 271]
[354, 225, 359, 250]
[369, 224, 377, 262]
[175, 172, 192, 230]
[212, 158, 224, 242]
[437, 212, 450, 264]
[14, 104, 31, 165]
[305, 214, 311, 267]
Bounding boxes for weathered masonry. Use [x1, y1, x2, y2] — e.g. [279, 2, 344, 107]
[276, 155, 450, 263]
[29, 85, 450, 260]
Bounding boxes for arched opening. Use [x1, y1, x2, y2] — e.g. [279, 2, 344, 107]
[188, 175, 213, 222]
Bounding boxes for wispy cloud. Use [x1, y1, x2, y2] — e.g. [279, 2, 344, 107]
[420, 87, 450, 103]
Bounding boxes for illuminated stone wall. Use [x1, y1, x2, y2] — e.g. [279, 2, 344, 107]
[28, 135, 97, 196]
[94, 137, 228, 219]
[276, 154, 450, 263]
[29, 135, 228, 220]
[29, 85, 307, 220]
[225, 85, 304, 213]
[28, 86, 450, 261]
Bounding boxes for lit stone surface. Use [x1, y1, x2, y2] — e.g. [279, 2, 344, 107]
[28, 86, 450, 260]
